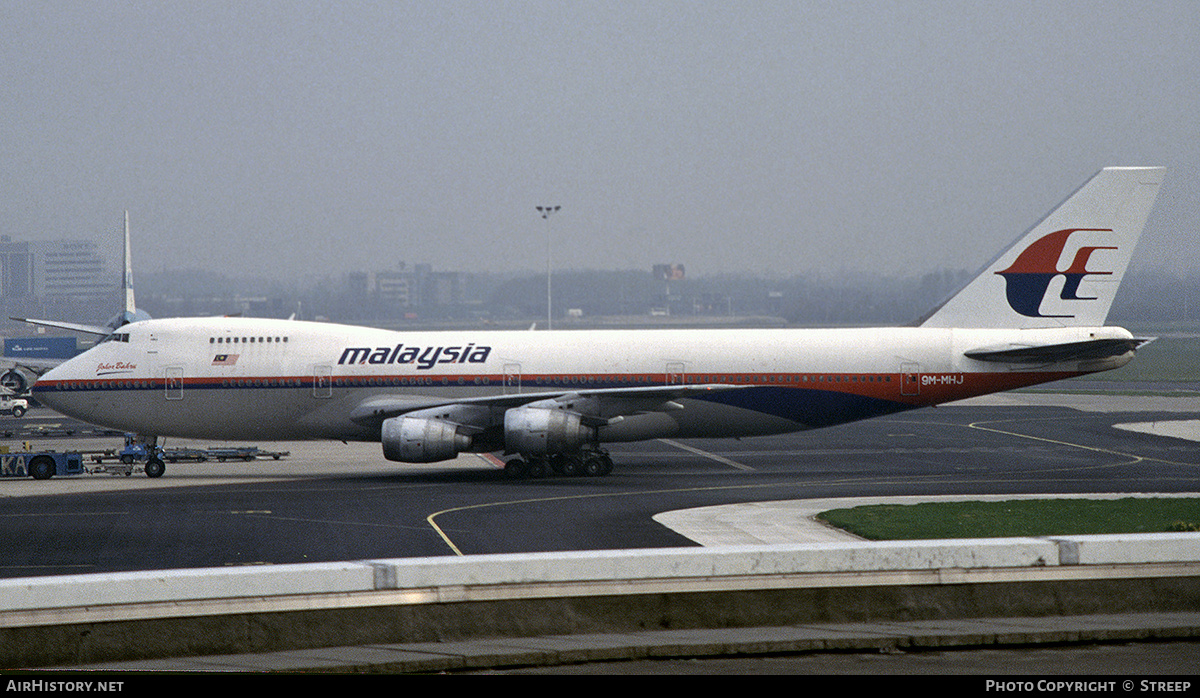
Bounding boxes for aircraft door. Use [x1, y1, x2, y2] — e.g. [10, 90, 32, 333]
[503, 363, 521, 394]
[666, 362, 686, 386]
[313, 365, 332, 398]
[901, 362, 920, 396]
[165, 366, 183, 400]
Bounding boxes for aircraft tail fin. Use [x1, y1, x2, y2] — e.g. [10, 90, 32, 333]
[919, 167, 1164, 329]
[123, 210, 135, 317]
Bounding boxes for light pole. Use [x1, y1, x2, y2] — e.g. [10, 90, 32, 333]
[536, 205, 560, 330]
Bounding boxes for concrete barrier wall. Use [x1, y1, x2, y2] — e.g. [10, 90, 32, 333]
[2, 534, 1199, 668]
[1050, 533, 1200, 565]
[0, 561, 375, 615]
[2, 533, 1197, 616]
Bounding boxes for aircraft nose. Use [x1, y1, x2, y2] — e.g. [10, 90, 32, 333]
[32, 361, 79, 415]
[34, 354, 133, 431]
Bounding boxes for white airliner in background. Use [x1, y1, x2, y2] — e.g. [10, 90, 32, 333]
[33, 167, 1164, 479]
[1, 212, 148, 393]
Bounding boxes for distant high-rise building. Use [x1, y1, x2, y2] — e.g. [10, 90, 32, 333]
[374, 270, 412, 306]
[0, 237, 113, 301]
[367, 264, 466, 312]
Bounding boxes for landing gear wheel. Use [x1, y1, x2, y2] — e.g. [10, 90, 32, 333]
[526, 457, 549, 479]
[504, 458, 529, 479]
[559, 456, 582, 477]
[582, 453, 613, 477]
[144, 458, 165, 478]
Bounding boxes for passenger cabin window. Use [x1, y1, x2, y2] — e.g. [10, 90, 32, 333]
[208, 335, 290, 345]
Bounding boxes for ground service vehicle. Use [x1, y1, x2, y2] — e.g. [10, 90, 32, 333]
[0, 451, 85, 480]
[1, 394, 28, 418]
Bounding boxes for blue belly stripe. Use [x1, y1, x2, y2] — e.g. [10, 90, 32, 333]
[697, 386, 913, 428]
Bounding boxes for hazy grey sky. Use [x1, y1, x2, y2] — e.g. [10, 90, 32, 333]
[3, 1, 1198, 281]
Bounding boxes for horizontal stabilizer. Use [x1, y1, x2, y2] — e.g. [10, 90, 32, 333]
[964, 337, 1153, 364]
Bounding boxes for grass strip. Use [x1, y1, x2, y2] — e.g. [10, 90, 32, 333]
[816, 498, 1200, 540]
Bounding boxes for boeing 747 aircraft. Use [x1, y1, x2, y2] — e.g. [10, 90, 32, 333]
[33, 167, 1164, 479]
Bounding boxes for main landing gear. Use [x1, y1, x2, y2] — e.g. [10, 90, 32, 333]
[503, 449, 614, 479]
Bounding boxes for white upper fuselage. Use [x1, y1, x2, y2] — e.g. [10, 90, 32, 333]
[33, 315, 1135, 443]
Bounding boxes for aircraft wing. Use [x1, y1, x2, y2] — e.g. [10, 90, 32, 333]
[349, 383, 746, 427]
[1, 356, 63, 372]
[9, 316, 110, 336]
[963, 337, 1153, 364]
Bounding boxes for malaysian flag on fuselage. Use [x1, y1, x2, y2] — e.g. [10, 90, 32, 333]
[212, 354, 239, 366]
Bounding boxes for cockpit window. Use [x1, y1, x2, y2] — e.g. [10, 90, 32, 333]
[99, 332, 131, 344]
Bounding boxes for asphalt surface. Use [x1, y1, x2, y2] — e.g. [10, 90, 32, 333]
[2, 393, 1200, 577]
[3, 390, 1200, 674]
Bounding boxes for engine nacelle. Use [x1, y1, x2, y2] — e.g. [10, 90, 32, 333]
[381, 415, 472, 463]
[504, 406, 593, 456]
[0, 369, 28, 395]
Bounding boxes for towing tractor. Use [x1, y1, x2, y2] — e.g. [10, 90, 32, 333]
[0, 451, 85, 480]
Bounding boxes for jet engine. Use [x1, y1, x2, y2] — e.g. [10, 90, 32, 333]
[381, 415, 472, 463]
[0, 369, 28, 394]
[504, 404, 593, 456]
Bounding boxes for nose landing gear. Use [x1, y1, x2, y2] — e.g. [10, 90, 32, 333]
[127, 433, 166, 478]
[144, 457, 165, 478]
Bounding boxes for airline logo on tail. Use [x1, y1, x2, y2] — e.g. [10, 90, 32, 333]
[995, 228, 1116, 318]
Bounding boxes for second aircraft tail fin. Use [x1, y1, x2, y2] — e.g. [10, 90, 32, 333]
[123, 210, 135, 318]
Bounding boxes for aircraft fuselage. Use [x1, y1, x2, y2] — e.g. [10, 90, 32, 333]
[33, 316, 1133, 444]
